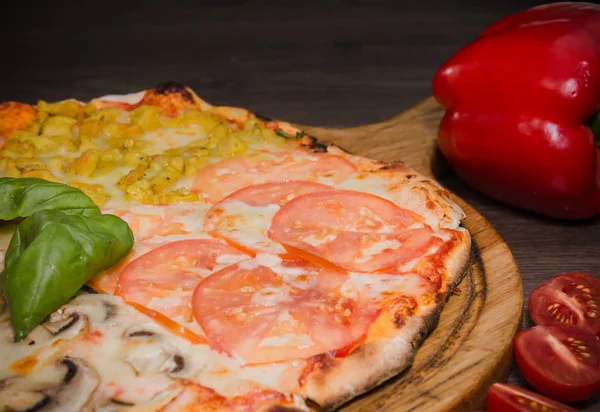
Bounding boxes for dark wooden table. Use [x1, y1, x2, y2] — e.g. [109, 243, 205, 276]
[2, 1, 599, 410]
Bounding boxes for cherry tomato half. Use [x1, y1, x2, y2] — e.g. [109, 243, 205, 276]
[514, 324, 600, 401]
[529, 271, 600, 338]
[486, 383, 578, 412]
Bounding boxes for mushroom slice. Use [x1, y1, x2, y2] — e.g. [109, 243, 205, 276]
[124, 324, 158, 339]
[102, 300, 118, 321]
[0, 377, 50, 411]
[0, 357, 100, 412]
[166, 354, 186, 375]
[44, 357, 100, 412]
[44, 312, 88, 339]
[121, 334, 187, 378]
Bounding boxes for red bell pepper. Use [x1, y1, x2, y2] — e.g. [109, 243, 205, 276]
[432, 2, 600, 219]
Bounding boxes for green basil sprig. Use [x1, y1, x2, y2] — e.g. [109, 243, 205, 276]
[0, 178, 133, 341]
[0, 177, 100, 220]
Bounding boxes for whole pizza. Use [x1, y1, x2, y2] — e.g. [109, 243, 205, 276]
[0, 82, 471, 411]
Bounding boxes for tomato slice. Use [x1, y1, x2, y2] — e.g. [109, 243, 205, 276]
[116, 239, 248, 325]
[192, 258, 378, 365]
[529, 271, 600, 338]
[514, 324, 600, 401]
[486, 383, 578, 412]
[268, 190, 434, 273]
[205, 181, 333, 256]
[191, 150, 356, 202]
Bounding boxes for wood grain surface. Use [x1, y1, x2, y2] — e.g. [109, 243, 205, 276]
[2, 0, 599, 409]
[302, 97, 523, 411]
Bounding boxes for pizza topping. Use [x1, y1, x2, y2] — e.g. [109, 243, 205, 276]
[121, 335, 186, 377]
[205, 181, 333, 255]
[192, 259, 378, 364]
[45, 312, 89, 340]
[0, 357, 101, 412]
[191, 151, 356, 202]
[269, 190, 434, 273]
[116, 239, 248, 329]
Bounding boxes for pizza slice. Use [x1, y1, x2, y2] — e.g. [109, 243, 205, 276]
[0, 82, 470, 411]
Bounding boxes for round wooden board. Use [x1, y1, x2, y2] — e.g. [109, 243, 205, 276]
[298, 97, 524, 412]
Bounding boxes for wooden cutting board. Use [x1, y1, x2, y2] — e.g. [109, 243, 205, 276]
[298, 97, 524, 412]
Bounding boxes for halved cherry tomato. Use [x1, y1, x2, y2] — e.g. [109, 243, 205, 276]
[192, 259, 378, 365]
[205, 180, 332, 256]
[268, 190, 434, 273]
[514, 324, 600, 401]
[191, 150, 356, 202]
[116, 239, 248, 322]
[529, 271, 600, 338]
[486, 383, 578, 412]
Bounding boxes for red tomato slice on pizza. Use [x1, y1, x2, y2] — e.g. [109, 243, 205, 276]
[205, 181, 333, 256]
[191, 151, 356, 202]
[116, 239, 248, 322]
[268, 190, 435, 273]
[192, 258, 378, 364]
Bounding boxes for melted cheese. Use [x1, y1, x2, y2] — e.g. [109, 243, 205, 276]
[208, 200, 284, 254]
[355, 239, 402, 263]
[341, 273, 431, 302]
[259, 333, 314, 349]
[143, 127, 207, 155]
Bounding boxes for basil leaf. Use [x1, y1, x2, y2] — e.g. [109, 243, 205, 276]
[0, 177, 100, 220]
[2, 209, 133, 341]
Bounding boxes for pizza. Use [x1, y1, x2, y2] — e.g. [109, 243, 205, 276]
[0, 82, 471, 411]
